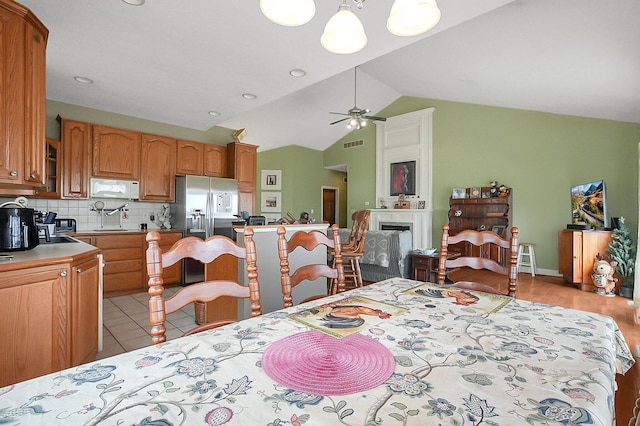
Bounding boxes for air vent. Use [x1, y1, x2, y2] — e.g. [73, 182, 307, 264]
[343, 139, 364, 149]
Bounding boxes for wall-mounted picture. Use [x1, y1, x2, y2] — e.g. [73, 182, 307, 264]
[261, 191, 281, 213]
[390, 161, 416, 196]
[261, 169, 282, 190]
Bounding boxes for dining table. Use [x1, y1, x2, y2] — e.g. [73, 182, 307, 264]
[0, 278, 634, 425]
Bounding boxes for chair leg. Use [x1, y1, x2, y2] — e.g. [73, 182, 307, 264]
[353, 257, 363, 288]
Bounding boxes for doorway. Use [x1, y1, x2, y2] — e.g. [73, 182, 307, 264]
[322, 187, 338, 225]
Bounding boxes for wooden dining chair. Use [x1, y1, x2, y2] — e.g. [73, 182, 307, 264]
[146, 227, 261, 344]
[331, 209, 370, 292]
[437, 224, 519, 297]
[277, 224, 345, 308]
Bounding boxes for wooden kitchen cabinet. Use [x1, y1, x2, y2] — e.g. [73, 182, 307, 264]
[93, 125, 141, 180]
[59, 117, 91, 199]
[204, 144, 227, 177]
[0, 0, 48, 190]
[227, 142, 257, 214]
[140, 134, 176, 202]
[558, 229, 613, 291]
[71, 254, 100, 365]
[75, 231, 182, 297]
[176, 140, 204, 175]
[157, 231, 183, 285]
[34, 138, 61, 198]
[176, 140, 227, 177]
[0, 250, 101, 387]
[78, 233, 145, 297]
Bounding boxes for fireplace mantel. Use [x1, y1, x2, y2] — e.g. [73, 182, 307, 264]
[369, 209, 432, 249]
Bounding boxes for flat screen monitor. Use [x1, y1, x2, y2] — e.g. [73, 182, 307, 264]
[571, 180, 608, 229]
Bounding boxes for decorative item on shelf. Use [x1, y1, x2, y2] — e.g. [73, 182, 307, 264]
[591, 255, 617, 297]
[451, 188, 466, 199]
[394, 193, 410, 209]
[481, 187, 491, 198]
[418, 200, 426, 209]
[608, 216, 635, 298]
[498, 185, 510, 197]
[469, 187, 481, 198]
[489, 180, 500, 197]
[155, 204, 172, 229]
[491, 225, 505, 235]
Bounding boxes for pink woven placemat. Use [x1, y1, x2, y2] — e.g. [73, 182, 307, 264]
[262, 330, 395, 395]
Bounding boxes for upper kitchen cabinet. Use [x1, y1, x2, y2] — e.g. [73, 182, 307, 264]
[92, 125, 141, 180]
[140, 134, 176, 202]
[176, 140, 203, 175]
[0, 0, 48, 191]
[176, 140, 226, 177]
[204, 144, 226, 177]
[59, 117, 90, 199]
[227, 142, 257, 214]
[34, 138, 60, 198]
[227, 142, 257, 188]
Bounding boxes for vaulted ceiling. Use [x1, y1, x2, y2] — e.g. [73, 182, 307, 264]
[21, 0, 640, 152]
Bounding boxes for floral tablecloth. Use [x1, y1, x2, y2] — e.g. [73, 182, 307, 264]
[0, 278, 634, 425]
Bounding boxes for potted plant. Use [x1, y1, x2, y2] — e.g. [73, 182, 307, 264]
[608, 217, 636, 298]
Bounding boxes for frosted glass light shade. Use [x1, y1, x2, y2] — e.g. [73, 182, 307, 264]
[260, 0, 316, 26]
[387, 0, 441, 36]
[321, 5, 367, 54]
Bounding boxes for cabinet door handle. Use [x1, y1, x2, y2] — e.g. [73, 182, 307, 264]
[10, 171, 18, 177]
[60, 271, 68, 277]
[30, 172, 38, 179]
[77, 268, 83, 273]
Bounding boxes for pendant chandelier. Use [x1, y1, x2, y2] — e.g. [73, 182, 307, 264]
[260, 0, 441, 54]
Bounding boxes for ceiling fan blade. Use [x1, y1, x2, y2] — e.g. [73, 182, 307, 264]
[363, 115, 387, 122]
[330, 117, 350, 125]
[329, 112, 350, 116]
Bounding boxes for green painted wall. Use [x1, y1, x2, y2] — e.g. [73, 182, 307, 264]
[261, 96, 640, 272]
[257, 146, 347, 226]
[45, 100, 235, 144]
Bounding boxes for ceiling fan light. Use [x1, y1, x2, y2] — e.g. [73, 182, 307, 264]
[360, 119, 367, 127]
[321, 3, 367, 54]
[260, 0, 316, 26]
[387, 0, 441, 37]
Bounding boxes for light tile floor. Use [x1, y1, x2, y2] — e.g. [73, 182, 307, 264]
[95, 287, 196, 360]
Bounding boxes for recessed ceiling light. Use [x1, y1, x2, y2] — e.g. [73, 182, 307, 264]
[208, 111, 221, 116]
[242, 93, 257, 100]
[73, 76, 94, 84]
[122, 0, 145, 5]
[289, 68, 307, 77]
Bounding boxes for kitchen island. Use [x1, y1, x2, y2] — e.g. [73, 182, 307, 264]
[0, 239, 102, 387]
[201, 223, 331, 323]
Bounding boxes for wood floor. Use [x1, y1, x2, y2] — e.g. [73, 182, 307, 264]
[444, 269, 640, 424]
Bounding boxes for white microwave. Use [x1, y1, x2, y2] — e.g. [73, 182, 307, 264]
[90, 178, 140, 199]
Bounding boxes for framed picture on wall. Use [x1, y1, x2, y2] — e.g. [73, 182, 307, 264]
[261, 192, 281, 213]
[390, 161, 416, 196]
[261, 170, 282, 190]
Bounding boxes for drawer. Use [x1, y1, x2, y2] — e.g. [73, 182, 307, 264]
[104, 259, 142, 275]
[94, 234, 144, 249]
[104, 271, 144, 293]
[101, 247, 142, 262]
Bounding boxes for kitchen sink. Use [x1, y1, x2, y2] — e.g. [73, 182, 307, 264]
[39, 236, 79, 244]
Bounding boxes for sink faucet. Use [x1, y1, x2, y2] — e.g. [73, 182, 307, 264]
[106, 203, 129, 216]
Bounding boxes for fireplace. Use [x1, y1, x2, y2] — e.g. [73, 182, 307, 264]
[379, 222, 412, 232]
[369, 210, 432, 249]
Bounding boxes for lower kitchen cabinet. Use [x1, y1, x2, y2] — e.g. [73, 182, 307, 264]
[75, 231, 183, 298]
[0, 251, 101, 387]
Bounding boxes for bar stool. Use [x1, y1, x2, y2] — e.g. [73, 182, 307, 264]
[517, 243, 537, 277]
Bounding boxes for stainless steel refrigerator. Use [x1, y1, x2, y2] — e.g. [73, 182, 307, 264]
[173, 175, 239, 284]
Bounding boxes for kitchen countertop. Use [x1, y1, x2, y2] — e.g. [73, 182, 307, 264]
[0, 237, 100, 273]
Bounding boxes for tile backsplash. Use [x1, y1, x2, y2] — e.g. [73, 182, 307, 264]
[0, 197, 173, 232]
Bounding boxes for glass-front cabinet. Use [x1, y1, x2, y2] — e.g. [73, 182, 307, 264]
[35, 138, 60, 198]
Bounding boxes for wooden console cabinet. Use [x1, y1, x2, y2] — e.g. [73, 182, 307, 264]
[558, 229, 613, 291]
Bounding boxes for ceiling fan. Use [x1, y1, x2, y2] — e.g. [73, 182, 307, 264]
[330, 67, 386, 129]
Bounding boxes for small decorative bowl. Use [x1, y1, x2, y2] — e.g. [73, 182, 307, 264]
[416, 248, 437, 255]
